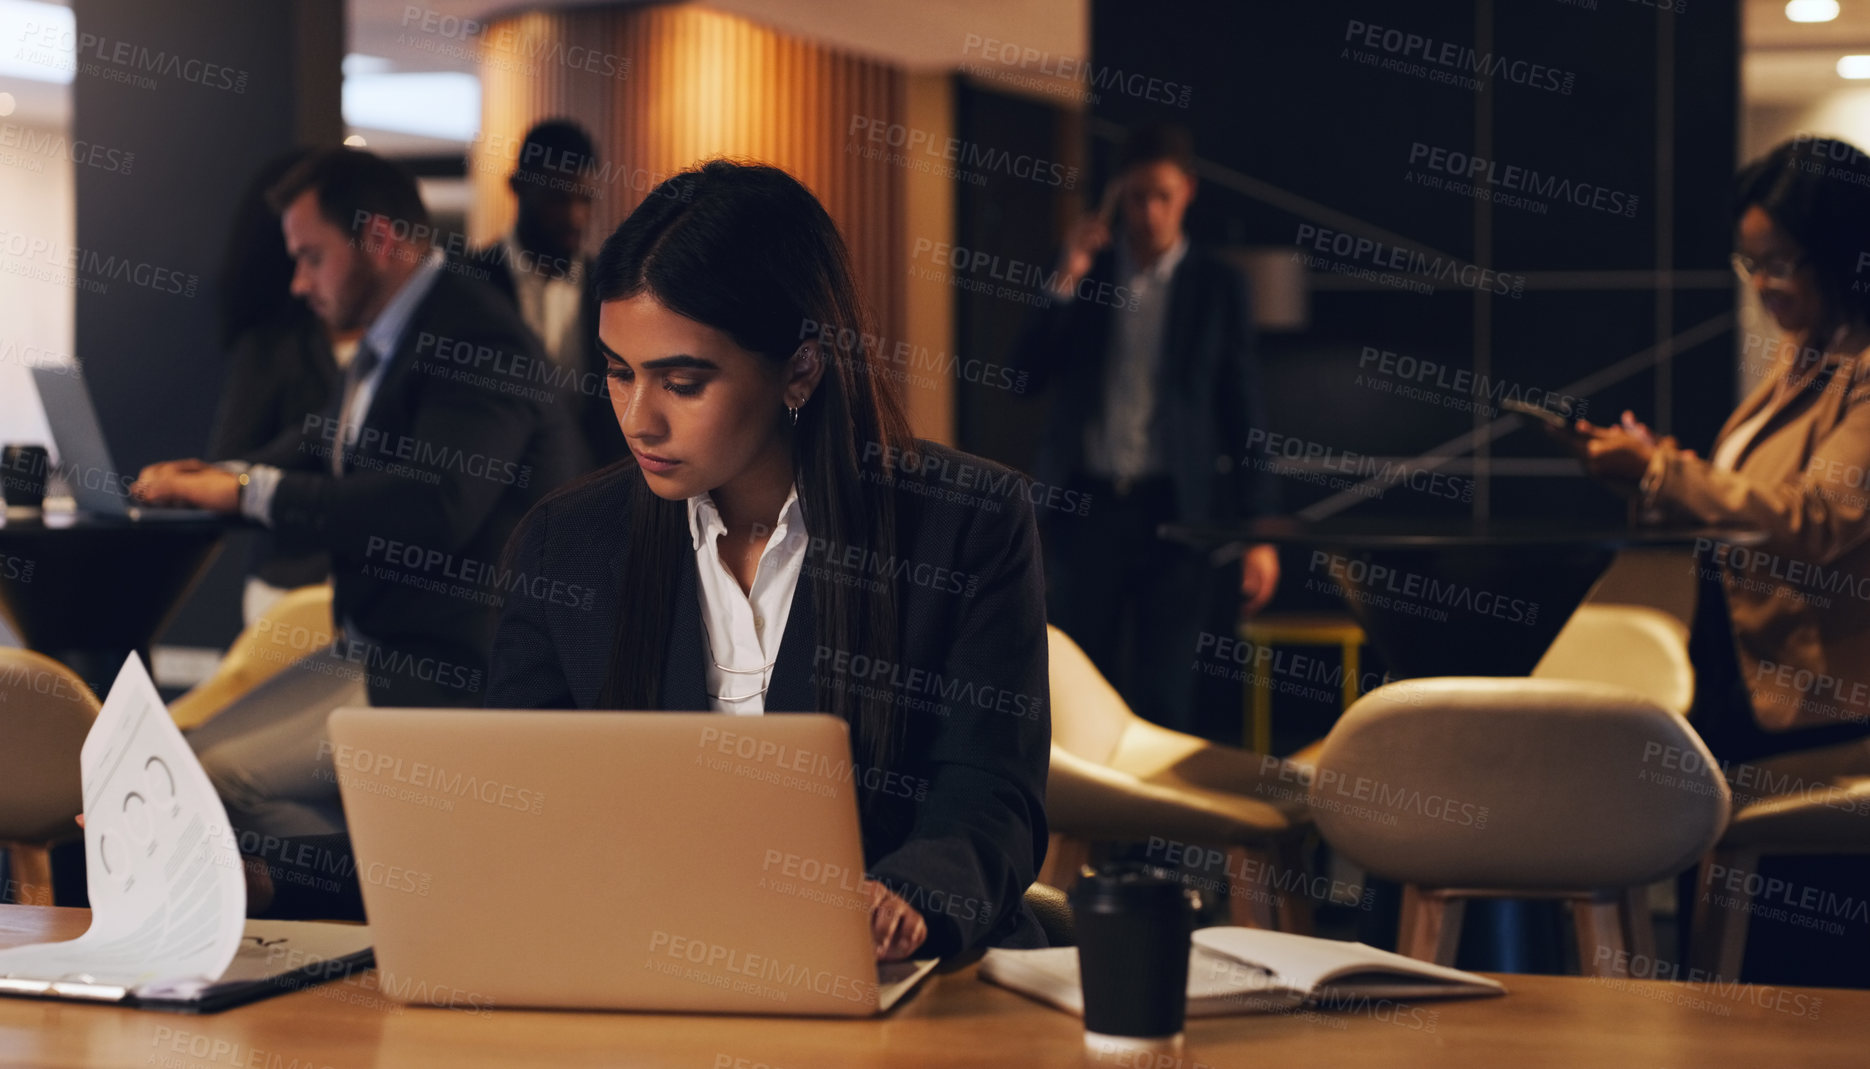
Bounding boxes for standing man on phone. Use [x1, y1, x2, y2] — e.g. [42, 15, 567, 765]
[1016, 124, 1278, 737]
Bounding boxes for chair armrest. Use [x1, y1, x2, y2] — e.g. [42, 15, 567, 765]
[1110, 718, 1314, 817]
[1049, 744, 1295, 846]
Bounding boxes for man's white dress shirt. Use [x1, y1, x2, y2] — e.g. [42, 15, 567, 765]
[1082, 236, 1187, 484]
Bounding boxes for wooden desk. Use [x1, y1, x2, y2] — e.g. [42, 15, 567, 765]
[0, 905, 1862, 1068]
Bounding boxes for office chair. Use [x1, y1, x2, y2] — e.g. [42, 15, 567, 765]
[0, 648, 99, 904]
[1044, 624, 1316, 931]
[1309, 677, 1729, 976]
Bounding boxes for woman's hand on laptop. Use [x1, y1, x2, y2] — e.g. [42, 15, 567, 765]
[864, 879, 927, 962]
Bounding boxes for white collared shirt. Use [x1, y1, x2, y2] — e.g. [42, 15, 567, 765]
[502, 232, 585, 370]
[1084, 235, 1187, 482]
[686, 484, 809, 715]
[1711, 404, 1775, 473]
[343, 247, 448, 457]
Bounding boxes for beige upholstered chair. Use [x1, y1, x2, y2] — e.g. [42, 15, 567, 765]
[1572, 547, 1698, 629]
[1692, 737, 1870, 978]
[1532, 605, 1694, 717]
[170, 584, 334, 730]
[1309, 678, 1730, 976]
[1044, 625, 1314, 930]
[0, 649, 100, 904]
[1523, 552, 1699, 934]
[1531, 548, 1698, 717]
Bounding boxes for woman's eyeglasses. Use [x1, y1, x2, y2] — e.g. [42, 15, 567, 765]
[1730, 251, 1807, 282]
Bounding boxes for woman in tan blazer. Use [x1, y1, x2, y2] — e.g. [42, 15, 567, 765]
[1579, 136, 1870, 763]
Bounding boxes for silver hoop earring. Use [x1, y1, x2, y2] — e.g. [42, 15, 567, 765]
[788, 404, 799, 427]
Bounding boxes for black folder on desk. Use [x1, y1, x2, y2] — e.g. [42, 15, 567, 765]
[0, 920, 374, 1014]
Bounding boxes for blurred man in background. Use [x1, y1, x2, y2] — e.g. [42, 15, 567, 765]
[1016, 124, 1278, 737]
[206, 148, 347, 624]
[139, 146, 582, 706]
[134, 146, 582, 837]
[462, 118, 626, 468]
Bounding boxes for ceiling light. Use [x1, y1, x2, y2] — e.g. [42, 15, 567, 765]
[342, 71, 481, 142]
[1786, 0, 1840, 22]
[0, 0, 75, 85]
[1839, 55, 1870, 79]
[343, 54, 394, 77]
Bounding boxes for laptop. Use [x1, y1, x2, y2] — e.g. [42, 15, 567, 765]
[29, 365, 207, 520]
[325, 708, 941, 1016]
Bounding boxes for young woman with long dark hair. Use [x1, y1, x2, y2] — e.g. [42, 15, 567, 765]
[481, 159, 1053, 960]
[116, 161, 1049, 963]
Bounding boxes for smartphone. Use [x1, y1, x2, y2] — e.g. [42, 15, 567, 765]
[1502, 398, 1583, 435]
[1095, 176, 1121, 227]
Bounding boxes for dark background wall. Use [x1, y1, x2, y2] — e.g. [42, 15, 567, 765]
[59, 0, 1740, 651]
[957, 0, 1741, 528]
[72, 0, 343, 650]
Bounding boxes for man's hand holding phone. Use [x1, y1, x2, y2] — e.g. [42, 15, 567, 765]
[1053, 179, 1121, 297]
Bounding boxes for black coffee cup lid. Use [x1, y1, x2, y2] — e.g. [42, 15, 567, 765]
[1070, 864, 1191, 910]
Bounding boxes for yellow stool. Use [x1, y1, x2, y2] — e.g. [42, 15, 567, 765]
[1240, 613, 1366, 753]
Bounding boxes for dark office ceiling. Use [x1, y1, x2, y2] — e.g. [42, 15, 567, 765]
[349, 0, 1085, 74]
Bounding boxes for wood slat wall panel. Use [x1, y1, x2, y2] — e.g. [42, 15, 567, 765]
[470, 2, 932, 434]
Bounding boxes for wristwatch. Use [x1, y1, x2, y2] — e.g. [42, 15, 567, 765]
[234, 470, 250, 511]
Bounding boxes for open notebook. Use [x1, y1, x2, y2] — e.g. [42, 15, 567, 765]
[980, 926, 1506, 1017]
[0, 655, 372, 1012]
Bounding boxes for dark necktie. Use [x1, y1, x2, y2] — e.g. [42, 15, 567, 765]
[331, 342, 381, 477]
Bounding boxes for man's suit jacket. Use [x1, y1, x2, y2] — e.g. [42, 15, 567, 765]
[460, 244, 628, 470]
[1016, 243, 1274, 525]
[209, 313, 340, 590]
[1653, 345, 1870, 731]
[248, 268, 584, 684]
[485, 440, 1053, 957]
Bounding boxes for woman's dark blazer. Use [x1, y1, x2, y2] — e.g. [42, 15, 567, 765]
[484, 438, 1053, 957]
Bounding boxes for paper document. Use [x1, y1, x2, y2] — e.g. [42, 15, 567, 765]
[1193, 927, 1506, 1005]
[0, 654, 246, 993]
